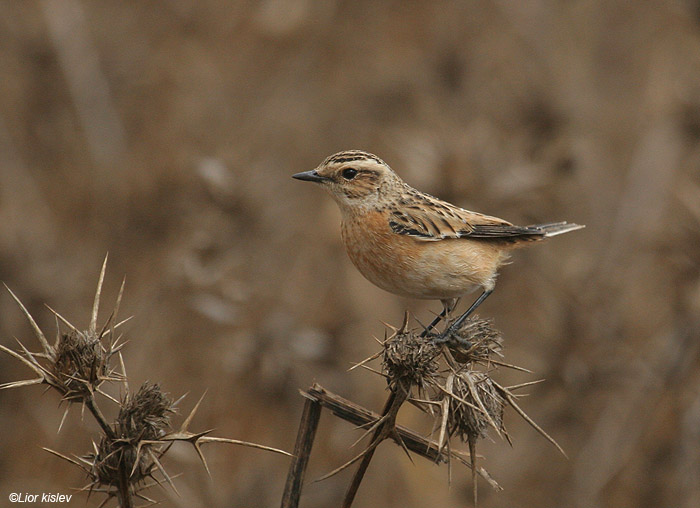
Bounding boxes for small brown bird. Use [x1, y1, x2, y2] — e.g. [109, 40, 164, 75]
[293, 150, 583, 341]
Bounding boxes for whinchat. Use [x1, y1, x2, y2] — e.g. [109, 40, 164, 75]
[293, 150, 584, 341]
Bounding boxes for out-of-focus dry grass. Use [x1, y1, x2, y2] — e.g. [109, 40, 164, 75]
[1, 1, 699, 507]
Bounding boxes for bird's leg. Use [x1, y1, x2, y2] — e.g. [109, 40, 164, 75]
[433, 290, 493, 345]
[419, 298, 458, 338]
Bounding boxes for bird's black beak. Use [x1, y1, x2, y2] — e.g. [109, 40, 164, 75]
[292, 170, 330, 183]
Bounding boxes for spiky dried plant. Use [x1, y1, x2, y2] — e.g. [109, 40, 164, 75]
[340, 311, 564, 507]
[1, 256, 126, 432]
[382, 322, 440, 392]
[1, 256, 290, 507]
[93, 383, 175, 487]
[446, 370, 504, 443]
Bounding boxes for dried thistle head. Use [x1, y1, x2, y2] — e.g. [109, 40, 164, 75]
[0, 255, 126, 402]
[94, 383, 174, 485]
[54, 383, 290, 501]
[94, 434, 152, 486]
[447, 370, 505, 442]
[447, 316, 503, 364]
[53, 330, 109, 400]
[383, 328, 440, 391]
[117, 383, 174, 441]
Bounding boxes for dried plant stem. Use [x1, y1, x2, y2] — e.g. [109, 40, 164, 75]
[86, 392, 135, 508]
[117, 463, 134, 508]
[281, 397, 323, 508]
[302, 384, 501, 490]
[85, 393, 115, 440]
[468, 435, 477, 507]
[342, 385, 409, 508]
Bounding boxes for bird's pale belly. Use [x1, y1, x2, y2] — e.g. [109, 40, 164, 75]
[341, 215, 507, 300]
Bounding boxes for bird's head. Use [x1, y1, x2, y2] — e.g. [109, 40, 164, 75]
[293, 151, 403, 211]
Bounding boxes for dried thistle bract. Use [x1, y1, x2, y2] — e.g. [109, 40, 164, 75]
[382, 326, 440, 391]
[447, 370, 505, 442]
[444, 316, 503, 364]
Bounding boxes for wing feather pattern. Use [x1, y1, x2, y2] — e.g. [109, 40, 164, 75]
[388, 192, 578, 242]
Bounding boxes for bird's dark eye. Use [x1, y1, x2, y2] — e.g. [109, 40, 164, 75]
[341, 168, 358, 180]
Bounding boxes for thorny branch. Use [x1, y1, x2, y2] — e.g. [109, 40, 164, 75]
[285, 310, 564, 507]
[0, 256, 291, 507]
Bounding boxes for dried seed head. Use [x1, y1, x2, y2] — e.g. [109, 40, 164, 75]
[94, 434, 151, 485]
[94, 383, 174, 485]
[448, 317, 503, 364]
[383, 330, 440, 390]
[0, 260, 125, 403]
[54, 331, 108, 399]
[447, 371, 505, 442]
[117, 383, 174, 441]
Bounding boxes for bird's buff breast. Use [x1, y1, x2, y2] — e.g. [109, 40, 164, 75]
[340, 210, 503, 300]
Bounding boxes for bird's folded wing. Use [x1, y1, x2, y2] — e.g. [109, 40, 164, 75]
[388, 198, 544, 241]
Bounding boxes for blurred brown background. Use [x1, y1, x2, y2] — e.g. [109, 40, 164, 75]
[1, 1, 700, 507]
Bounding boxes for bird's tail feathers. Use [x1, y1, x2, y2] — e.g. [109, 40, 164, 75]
[531, 221, 585, 237]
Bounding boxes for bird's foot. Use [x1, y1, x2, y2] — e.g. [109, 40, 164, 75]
[431, 325, 473, 349]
